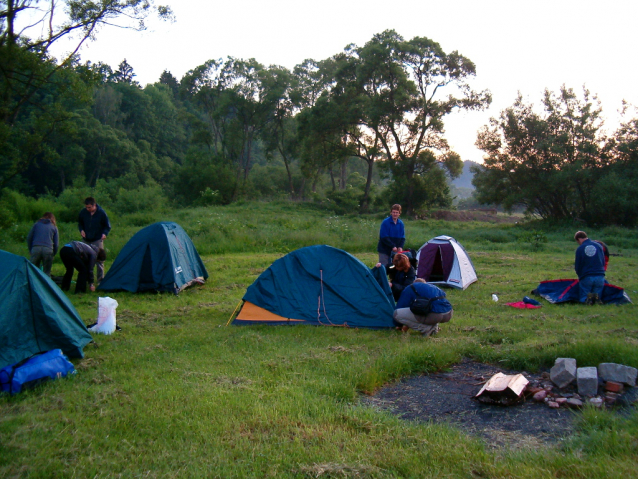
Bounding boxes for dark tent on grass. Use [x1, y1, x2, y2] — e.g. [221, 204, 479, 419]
[533, 279, 632, 304]
[416, 236, 477, 289]
[232, 245, 395, 328]
[0, 250, 92, 369]
[98, 222, 208, 294]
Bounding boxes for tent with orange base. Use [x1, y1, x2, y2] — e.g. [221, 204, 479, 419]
[229, 245, 395, 329]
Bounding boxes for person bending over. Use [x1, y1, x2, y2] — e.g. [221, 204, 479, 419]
[27, 212, 59, 277]
[574, 230, 605, 304]
[389, 253, 416, 302]
[377, 204, 405, 266]
[60, 241, 104, 294]
[394, 278, 453, 337]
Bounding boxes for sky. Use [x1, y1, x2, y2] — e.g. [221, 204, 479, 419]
[52, 0, 638, 164]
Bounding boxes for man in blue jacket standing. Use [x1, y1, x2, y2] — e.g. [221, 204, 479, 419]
[78, 197, 111, 284]
[377, 204, 405, 266]
[574, 231, 605, 304]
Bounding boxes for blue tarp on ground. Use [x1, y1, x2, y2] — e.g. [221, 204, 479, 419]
[534, 279, 632, 304]
[0, 251, 92, 369]
[234, 245, 396, 328]
[98, 222, 208, 294]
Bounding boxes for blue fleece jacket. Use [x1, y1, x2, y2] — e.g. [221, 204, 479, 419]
[27, 219, 59, 254]
[396, 283, 452, 314]
[575, 239, 605, 280]
[377, 217, 405, 255]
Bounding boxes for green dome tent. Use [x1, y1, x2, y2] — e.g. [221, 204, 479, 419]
[0, 250, 92, 369]
[232, 245, 395, 329]
[98, 222, 208, 294]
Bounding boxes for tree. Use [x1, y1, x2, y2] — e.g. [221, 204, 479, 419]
[326, 30, 491, 213]
[112, 59, 137, 85]
[473, 86, 608, 220]
[0, 0, 173, 187]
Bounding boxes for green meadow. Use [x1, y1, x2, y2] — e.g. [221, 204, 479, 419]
[2, 202, 638, 478]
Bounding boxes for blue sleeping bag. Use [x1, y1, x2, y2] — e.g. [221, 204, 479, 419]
[0, 349, 76, 395]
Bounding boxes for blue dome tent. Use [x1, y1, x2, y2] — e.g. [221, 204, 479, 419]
[231, 245, 395, 329]
[98, 222, 208, 294]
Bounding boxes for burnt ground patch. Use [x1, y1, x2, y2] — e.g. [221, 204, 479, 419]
[362, 358, 638, 450]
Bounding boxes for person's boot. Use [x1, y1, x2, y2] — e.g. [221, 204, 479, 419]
[586, 293, 597, 305]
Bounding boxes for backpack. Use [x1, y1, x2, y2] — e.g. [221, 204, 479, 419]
[409, 285, 444, 316]
[0, 349, 76, 395]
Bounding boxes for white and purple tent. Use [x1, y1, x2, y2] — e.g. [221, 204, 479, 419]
[416, 236, 477, 290]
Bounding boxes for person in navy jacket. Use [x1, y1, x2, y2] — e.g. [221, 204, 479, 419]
[78, 197, 111, 283]
[394, 278, 453, 336]
[574, 231, 606, 304]
[377, 204, 405, 266]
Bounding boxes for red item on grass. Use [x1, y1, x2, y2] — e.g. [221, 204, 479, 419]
[506, 301, 541, 309]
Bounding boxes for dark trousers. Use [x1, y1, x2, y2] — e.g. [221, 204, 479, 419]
[60, 247, 89, 293]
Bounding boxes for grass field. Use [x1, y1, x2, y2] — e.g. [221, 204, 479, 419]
[2, 202, 638, 478]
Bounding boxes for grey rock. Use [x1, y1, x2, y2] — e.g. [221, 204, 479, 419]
[551, 358, 577, 388]
[598, 363, 637, 385]
[566, 398, 583, 408]
[577, 367, 598, 397]
[625, 366, 637, 387]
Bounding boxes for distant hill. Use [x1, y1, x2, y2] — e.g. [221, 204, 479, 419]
[449, 160, 480, 189]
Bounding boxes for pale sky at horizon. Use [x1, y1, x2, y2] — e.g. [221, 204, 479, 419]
[52, 0, 638, 164]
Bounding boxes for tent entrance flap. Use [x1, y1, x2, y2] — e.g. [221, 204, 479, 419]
[430, 247, 445, 282]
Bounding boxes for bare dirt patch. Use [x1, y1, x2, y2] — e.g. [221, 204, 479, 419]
[362, 358, 637, 450]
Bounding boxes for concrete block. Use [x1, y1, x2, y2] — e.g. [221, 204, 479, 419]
[550, 358, 577, 388]
[598, 363, 626, 383]
[577, 367, 598, 397]
[624, 365, 637, 387]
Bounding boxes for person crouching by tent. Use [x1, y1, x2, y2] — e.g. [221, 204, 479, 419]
[394, 278, 453, 337]
[389, 253, 416, 302]
[574, 231, 605, 305]
[60, 241, 104, 294]
[26, 212, 59, 277]
[377, 204, 405, 266]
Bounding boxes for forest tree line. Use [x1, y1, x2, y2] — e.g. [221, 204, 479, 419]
[1, 1, 637, 225]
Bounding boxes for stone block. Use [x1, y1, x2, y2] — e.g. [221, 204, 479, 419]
[598, 363, 636, 385]
[577, 367, 598, 397]
[550, 358, 577, 388]
[624, 366, 637, 387]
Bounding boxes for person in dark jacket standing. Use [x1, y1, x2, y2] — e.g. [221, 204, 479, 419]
[377, 204, 405, 266]
[78, 197, 111, 283]
[394, 279, 453, 337]
[27, 212, 59, 277]
[60, 241, 102, 293]
[574, 231, 606, 304]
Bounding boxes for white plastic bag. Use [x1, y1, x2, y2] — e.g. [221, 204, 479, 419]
[90, 297, 118, 335]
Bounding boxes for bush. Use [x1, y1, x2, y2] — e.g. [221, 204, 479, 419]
[112, 181, 168, 214]
[0, 189, 60, 226]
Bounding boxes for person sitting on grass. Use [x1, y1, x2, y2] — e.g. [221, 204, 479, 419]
[60, 241, 105, 294]
[389, 253, 416, 302]
[393, 278, 453, 337]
